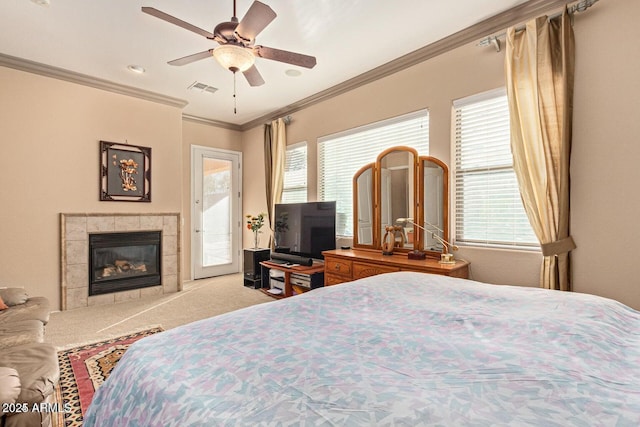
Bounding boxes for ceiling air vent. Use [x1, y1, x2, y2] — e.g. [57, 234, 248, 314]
[188, 81, 218, 94]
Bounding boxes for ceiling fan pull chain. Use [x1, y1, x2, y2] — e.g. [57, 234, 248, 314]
[233, 71, 237, 114]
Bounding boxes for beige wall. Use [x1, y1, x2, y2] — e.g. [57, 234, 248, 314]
[242, 0, 640, 308]
[1, 0, 637, 310]
[0, 67, 183, 310]
[242, 29, 543, 290]
[181, 120, 242, 279]
[571, 0, 640, 306]
[241, 126, 268, 249]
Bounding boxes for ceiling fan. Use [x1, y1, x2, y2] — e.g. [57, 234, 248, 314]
[141, 0, 317, 87]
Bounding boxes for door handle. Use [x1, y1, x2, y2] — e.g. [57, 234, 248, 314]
[195, 229, 201, 233]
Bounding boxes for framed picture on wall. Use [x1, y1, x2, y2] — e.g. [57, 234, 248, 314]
[100, 141, 151, 202]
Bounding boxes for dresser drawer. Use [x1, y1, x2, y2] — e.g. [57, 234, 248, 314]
[325, 273, 349, 286]
[353, 262, 400, 279]
[325, 257, 352, 278]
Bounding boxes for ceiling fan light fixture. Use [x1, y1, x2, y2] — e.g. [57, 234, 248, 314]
[30, 0, 50, 6]
[213, 44, 255, 72]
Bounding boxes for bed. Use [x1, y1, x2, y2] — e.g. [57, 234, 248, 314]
[84, 272, 640, 426]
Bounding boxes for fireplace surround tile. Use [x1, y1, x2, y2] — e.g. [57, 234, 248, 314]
[162, 275, 179, 293]
[61, 213, 181, 310]
[140, 215, 164, 230]
[68, 287, 88, 309]
[87, 216, 115, 232]
[163, 235, 178, 256]
[65, 264, 88, 290]
[114, 216, 141, 231]
[163, 254, 178, 276]
[65, 216, 87, 240]
[140, 285, 163, 298]
[66, 240, 88, 264]
[114, 289, 142, 303]
[163, 216, 178, 236]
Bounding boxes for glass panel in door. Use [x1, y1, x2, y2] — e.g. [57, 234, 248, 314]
[202, 158, 232, 268]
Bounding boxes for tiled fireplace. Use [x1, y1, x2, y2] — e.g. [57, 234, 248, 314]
[60, 213, 181, 310]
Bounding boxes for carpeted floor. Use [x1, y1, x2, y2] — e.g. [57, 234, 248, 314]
[44, 274, 273, 426]
[46, 273, 273, 349]
[54, 327, 165, 427]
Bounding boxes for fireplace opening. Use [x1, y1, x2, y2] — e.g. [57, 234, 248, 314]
[89, 231, 162, 296]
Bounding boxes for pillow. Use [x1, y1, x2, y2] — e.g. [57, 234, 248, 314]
[0, 296, 8, 310]
[0, 288, 29, 306]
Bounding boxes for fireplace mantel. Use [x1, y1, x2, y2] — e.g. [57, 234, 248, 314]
[60, 213, 181, 310]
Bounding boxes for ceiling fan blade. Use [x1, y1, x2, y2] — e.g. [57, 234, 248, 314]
[235, 1, 277, 43]
[167, 50, 213, 66]
[242, 65, 265, 87]
[141, 7, 215, 39]
[253, 46, 317, 69]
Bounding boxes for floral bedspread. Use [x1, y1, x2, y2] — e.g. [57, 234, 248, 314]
[84, 272, 640, 426]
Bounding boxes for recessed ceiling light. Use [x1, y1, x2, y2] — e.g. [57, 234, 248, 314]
[285, 69, 302, 77]
[127, 65, 146, 74]
[30, 0, 50, 6]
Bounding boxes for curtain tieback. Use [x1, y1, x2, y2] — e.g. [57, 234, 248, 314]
[540, 236, 576, 257]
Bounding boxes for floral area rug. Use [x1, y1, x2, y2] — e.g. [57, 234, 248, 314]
[53, 327, 164, 427]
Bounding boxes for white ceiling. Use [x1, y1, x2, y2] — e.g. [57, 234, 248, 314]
[0, 0, 531, 126]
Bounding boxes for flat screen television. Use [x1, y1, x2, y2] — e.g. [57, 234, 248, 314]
[273, 201, 336, 261]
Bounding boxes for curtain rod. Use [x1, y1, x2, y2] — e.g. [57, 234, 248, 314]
[266, 115, 292, 126]
[477, 0, 599, 51]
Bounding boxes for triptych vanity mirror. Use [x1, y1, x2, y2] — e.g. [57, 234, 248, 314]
[353, 146, 449, 258]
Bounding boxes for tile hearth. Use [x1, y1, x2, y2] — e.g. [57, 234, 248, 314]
[60, 213, 181, 310]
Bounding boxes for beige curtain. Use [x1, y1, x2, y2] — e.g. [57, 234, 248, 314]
[263, 118, 287, 247]
[505, 9, 576, 291]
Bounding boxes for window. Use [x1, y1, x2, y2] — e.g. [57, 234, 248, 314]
[453, 89, 537, 248]
[281, 142, 307, 203]
[318, 111, 429, 236]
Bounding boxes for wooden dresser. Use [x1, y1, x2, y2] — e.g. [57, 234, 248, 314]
[322, 249, 469, 285]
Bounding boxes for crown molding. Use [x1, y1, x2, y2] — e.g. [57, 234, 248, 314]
[0, 0, 570, 131]
[239, 0, 569, 131]
[182, 114, 242, 131]
[0, 52, 188, 109]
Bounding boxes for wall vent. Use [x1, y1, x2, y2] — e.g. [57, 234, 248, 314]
[188, 81, 218, 94]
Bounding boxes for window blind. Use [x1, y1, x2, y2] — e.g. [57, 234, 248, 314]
[453, 89, 538, 248]
[318, 110, 429, 236]
[282, 142, 307, 204]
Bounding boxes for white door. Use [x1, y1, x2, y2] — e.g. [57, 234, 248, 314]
[192, 146, 242, 279]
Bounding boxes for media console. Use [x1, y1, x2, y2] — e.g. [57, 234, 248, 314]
[260, 260, 325, 298]
[270, 251, 313, 266]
